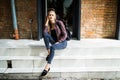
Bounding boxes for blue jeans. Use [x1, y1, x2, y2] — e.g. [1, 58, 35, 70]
[43, 32, 67, 64]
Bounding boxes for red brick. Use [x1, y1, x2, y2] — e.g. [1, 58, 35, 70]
[81, 0, 117, 38]
[0, 0, 118, 39]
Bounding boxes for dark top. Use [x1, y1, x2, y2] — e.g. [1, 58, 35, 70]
[44, 20, 67, 42]
[51, 29, 57, 42]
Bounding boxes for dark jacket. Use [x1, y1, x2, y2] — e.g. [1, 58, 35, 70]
[44, 20, 67, 42]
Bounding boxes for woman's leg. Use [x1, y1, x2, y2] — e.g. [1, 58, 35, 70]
[41, 40, 67, 76]
[43, 32, 55, 56]
[43, 32, 67, 69]
[48, 40, 67, 64]
[44, 40, 67, 71]
[43, 32, 55, 50]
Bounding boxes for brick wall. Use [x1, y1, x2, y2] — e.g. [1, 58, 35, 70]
[81, 0, 117, 38]
[0, 0, 13, 39]
[0, 0, 118, 39]
[0, 0, 37, 39]
[16, 0, 37, 39]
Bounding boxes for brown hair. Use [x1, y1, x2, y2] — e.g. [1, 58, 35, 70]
[46, 8, 57, 33]
[48, 8, 56, 12]
[47, 8, 56, 19]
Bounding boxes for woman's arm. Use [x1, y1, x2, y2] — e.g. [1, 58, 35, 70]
[45, 16, 49, 26]
[58, 21, 67, 42]
[44, 16, 49, 33]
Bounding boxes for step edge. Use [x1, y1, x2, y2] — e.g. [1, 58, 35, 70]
[3, 67, 120, 73]
[1, 56, 120, 60]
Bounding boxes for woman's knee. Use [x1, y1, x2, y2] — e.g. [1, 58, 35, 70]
[50, 45, 55, 51]
[43, 32, 50, 38]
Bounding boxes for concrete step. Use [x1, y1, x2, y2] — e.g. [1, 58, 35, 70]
[1, 69, 119, 79]
[1, 39, 120, 74]
[9, 59, 120, 68]
[4, 67, 120, 73]
[1, 57, 120, 71]
[0, 47, 120, 56]
[0, 47, 46, 56]
[0, 61, 7, 73]
[1, 55, 120, 73]
[1, 56, 120, 67]
[0, 39, 120, 57]
[1, 54, 120, 60]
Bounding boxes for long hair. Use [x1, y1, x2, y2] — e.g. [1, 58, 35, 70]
[46, 8, 57, 33]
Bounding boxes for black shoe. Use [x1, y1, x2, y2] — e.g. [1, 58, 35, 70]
[46, 55, 49, 61]
[41, 68, 50, 76]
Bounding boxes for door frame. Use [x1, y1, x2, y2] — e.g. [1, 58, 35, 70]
[73, 0, 81, 40]
[37, 0, 81, 40]
[116, 0, 120, 40]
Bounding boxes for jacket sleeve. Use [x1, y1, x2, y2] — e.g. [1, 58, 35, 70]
[44, 25, 48, 33]
[58, 21, 67, 42]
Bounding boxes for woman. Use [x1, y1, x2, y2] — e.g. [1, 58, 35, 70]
[41, 8, 67, 76]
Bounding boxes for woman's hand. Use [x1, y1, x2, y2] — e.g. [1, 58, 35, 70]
[45, 16, 49, 26]
[55, 42, 59, 44]
[46, 16, 49, 22]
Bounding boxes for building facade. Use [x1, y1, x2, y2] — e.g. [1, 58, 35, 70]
[0, 0, 119, 40]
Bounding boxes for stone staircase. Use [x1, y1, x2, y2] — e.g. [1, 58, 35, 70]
[0, 39, 120, 79]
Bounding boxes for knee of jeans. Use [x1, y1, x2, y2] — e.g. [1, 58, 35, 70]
[43, 32, 49, 37]
[50, 45, 55, 51]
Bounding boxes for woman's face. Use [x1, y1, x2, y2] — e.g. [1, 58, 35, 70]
[48, 11, 56, 23]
